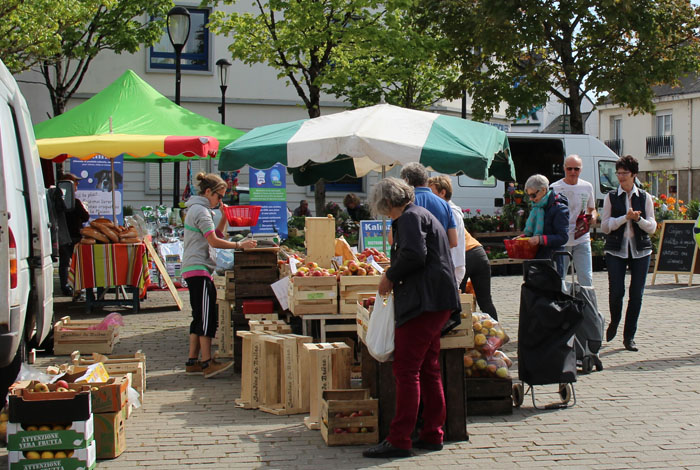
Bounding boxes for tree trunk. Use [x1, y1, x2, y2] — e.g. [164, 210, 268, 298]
[307, 87, 325, 215]
[567, 97, 585, 134]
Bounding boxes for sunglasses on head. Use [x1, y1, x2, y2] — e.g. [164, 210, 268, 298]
[566, 167, 581, 171]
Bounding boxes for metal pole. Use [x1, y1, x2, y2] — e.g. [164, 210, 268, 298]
[219, 85, 227, 125]
[173, 45, 183, 208]
[381, 165, 388, 254]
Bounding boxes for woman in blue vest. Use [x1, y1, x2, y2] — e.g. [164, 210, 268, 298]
[601, 155, 657, 352]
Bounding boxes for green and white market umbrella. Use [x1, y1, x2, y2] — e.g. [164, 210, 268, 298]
[219, 104, 515, 184]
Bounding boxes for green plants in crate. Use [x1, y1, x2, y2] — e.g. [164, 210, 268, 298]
[591, 237, 605, 256]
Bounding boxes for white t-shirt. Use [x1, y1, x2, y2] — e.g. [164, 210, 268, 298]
[448, 200, 466, 269]
[551, 178, 596, 246]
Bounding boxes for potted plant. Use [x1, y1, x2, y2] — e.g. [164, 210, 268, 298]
[513, 189, 525, 205]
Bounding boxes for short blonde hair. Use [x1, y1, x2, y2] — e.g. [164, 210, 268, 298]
[427, 175, 453, 200]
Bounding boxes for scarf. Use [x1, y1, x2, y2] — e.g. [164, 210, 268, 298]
[523, 190, 550, 236]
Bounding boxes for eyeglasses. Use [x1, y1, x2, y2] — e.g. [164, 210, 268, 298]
[214, 191, 225, 200]
[615, 171, 631, 177]
[527, 189, 541, 199]
[565, 167, 581, 172]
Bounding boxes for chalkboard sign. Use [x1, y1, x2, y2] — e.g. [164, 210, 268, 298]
[652, 221, 699, 286]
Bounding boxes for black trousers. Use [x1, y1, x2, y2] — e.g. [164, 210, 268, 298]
[460, 245, 499, 321]
[58, 242, 76, 291]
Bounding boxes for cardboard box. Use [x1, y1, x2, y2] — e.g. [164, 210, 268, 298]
[93, 407, 126, 459]
[8, 382, 92, 425]
[7, 415, 94, 451]
[60, 363, 110, 384]
[9, 440, 96, 470]
[86, 377, 129, 414]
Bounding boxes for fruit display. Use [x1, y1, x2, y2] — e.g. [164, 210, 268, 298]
[79, 218, 142, 244]
[322, 409, 375, 433]
[471, 313, 509, 356]
[356, 248, 389, 263]
[292, 262, 336, 277]
[337, 260, 379, 276]
[464, 313, 513, 379]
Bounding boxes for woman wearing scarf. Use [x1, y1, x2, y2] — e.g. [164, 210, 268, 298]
[521, 174, 570, 273]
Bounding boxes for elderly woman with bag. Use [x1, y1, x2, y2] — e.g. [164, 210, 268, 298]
[362, 177, 461, 459]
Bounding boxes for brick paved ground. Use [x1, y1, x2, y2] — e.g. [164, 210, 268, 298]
[2, 271, 699, 469]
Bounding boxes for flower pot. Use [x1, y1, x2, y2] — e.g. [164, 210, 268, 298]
[514, 197, 523, 205]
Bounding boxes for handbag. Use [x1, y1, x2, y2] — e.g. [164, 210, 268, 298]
[574, 211, 591, 239]
[365, 292, 394, 362]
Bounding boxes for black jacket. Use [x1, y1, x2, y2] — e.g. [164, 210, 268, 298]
[536, 191, 570, 260]
[385, 203, 461, 330]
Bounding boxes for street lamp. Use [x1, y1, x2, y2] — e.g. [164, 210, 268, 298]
[167, 6, 191, 208]
[216, 58, 232, 125]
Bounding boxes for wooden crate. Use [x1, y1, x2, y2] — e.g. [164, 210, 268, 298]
[235, 331, 266, 409]
[234, 251, 278, 268]
[338, 276, 380, 314]
[246, 313, 279, 322]
[304, 218, 335, 268]
[235, 281, 274, 299]
[257, 334, 313, 415]
[360, 344, 468, 442]
[53, 316, 118, 355]
[249, 320, 292, 334]
[214, 271, 236, 300]
[303, 342, 352, 430]
[320, 389, 379, 446]
[460, 293, 476, 315]
[441, 320, 475, 349]
[355, 294, 376, 344]
[289, 276, 338, 315]
[234, 265, 279, 283]
[465, 377, 513, 416]
[216, 299, 235, 358]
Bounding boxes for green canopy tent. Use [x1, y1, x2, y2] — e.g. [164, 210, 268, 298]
[35, 69, 244, 203]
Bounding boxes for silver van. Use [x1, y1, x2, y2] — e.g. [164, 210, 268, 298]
[0, 59, 53, 388]
[450, 133, 621, 214]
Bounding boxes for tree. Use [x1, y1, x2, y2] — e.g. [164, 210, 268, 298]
[209, 0, 404, 213]
[29, 0, 171, 118]
[0, 0, 78, 73]
[421, 0, 700, 134]
[326, 5, 457, 110]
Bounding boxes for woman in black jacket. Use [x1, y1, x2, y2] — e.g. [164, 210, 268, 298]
[362, 177, 461, 459]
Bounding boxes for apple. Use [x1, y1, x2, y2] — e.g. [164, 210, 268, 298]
[475, 359, 487, 370]
[56, 387, 69, 392]
[56, 380, 69, 389]
[295, 271, 306, 277]
[357, 410, 371, 416]
[307, 262, 318, 269]
[356, 267, 367, 276]
[360, 427, 369, 433]
[347, 261, 359, 273]
[312, 270, 323, 277]
[496, 367, 509, 378]
[349, 411, 360, 418]
[348, 427, 360, 433]
[334, 412, 345, 418]
[334, 428, 346, 434]
[33, 383, 49, 393]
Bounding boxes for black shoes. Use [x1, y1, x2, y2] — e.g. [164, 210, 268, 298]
[623, 339, 638, 352]
[363, 440, 412, 458]
[61, 286, 73, 297]
[412, 439, 443, 451]
[606, 323, 618, 342]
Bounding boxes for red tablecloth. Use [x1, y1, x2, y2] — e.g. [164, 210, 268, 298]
[69, 243, 149, 291]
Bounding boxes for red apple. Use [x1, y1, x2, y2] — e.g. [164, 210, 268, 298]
[56, 380, 69, 389]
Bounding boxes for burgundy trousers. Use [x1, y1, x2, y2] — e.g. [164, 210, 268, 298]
[387, 309, 451, 450]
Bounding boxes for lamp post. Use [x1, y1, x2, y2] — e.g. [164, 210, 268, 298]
[216, 58, 232, 125]
[167, 6, 191, 208]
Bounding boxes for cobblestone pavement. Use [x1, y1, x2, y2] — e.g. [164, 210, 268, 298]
[2, 271, 699, 469]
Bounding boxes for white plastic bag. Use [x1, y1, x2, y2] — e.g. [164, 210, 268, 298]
[366, 293, 395, 362]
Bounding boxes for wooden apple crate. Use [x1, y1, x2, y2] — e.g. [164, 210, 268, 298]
[53, 316, 119, 355]
[465, 377, 513, 416]
[246, 313, 279, 322]
[460, 293, 476, 315]
[355, 293, 376, 344]
[320, 389, 379, 446]
[215, 271, 236, 300]
[338, 276, 380, 314]
[235, 331, 267, 409]
[288, 276, 338, 315]
[257, 334, 313, 415]
[249, 320, 292, 334]
[214, 299, 234, 358]
[303, 342, 352, 430]
[304, 217, 335, 268]
[440, 319, 475, 349]
[70, 351, 146, 404]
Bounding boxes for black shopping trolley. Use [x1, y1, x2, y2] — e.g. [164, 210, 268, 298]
[513, 254, 585, 409]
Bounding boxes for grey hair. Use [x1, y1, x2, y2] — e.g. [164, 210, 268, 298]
[368, 177, 415, 217]
[400, 162, 429, 187]
[524, 174, 549, 192]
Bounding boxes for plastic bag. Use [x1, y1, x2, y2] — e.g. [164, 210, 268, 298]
[472, 312, 509, 356]
[87, 312, 124, 331]
[16, 363, 53, 384]
[127, 386, 141, 409]
[365, 293, 394, 362]
[464, 349, 513, 378]
[216, 249, 235, 273]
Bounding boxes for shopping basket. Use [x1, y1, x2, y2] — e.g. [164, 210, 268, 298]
[224, 205, 261, 226]
[504, 237, 538, 259]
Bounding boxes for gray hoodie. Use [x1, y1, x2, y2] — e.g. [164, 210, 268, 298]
[182, 195, 218, 279]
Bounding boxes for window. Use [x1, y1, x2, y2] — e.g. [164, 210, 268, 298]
[598, 160, 618, 194]
[611, 117, 622, 140]
[647, 173, 660, 196]
[666, 171, 678, 196]
[149, 7, 211, 72]
[655, 113, 672, 136]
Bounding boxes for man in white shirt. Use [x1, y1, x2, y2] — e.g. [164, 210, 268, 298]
[428, 175, 466, 285]
[551, 154, 597, 286]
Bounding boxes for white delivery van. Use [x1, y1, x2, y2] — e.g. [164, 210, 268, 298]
[0, 59, 53, 381]
[449, 133, 621, 214]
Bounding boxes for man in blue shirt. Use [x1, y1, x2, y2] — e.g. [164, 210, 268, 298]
[400, 162, 458, 248]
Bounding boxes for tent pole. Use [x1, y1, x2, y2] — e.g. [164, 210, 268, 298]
[381, 166, 387, 254]
[111, 158, 116, 222]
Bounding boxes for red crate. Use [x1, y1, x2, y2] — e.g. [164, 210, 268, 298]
[224, 205, 261, 226]
[504, 238, 539, 259]
[242, 299, 275, 315]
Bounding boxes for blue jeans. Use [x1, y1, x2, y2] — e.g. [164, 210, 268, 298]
[605, 253, 651, 342]
[561, 242, 593, 287]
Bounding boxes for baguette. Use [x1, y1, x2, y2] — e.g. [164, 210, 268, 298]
[80, 237, 96, 245]
[119, 237, 141, 244]
[120, 227, 138, 239]
[93, 218, 116, 228]
[90, 221, 119, 243]
[80, 227, 108, 243]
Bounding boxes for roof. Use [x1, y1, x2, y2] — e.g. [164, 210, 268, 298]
[541, 112, 591, 134]
[651, 72, 700, 97]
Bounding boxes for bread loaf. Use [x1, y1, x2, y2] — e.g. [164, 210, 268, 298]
[119, 237, 141, 244]
[80, 237, 96, 245]
[90, 221, 119, 243]
[80, 227, 108, 243]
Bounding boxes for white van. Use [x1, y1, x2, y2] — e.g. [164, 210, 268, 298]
[0, 60, 53, 381]
[449, 133, 620, 214]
